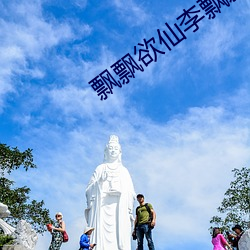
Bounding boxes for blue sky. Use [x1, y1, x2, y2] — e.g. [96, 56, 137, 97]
[1, 0, 250, 249]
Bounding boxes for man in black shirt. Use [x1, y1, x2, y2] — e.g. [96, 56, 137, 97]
[230, 224, 244, 250]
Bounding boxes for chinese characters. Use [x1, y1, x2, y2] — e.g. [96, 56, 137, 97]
[88, 0, 237, 100]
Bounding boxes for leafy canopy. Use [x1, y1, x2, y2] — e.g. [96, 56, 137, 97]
[0, 144, 36, 175]
[0, 143, 52, 233]
[210, 167, 250, 232]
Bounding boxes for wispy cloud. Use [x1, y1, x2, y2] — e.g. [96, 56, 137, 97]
[196, 20, 239, 63]
[73, 0, 87, 9]
[112, 0, 149, 26]
[0, 0, 86, 111]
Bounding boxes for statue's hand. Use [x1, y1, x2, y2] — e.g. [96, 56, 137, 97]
[129, 213, 135, 222]
[101, 171, 108, 181]
[86, 195, 95, 209]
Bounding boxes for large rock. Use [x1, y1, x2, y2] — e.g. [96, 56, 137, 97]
[13, 220, 38, 250]
[0, 203, 15, 235]
[239, 229, 250, 250]
[0, 203, 38, 250]
[0, 203, 37, 250]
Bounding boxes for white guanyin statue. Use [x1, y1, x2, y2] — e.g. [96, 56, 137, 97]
[85, 135, 136, 250]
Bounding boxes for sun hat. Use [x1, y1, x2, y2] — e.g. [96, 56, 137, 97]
[84, 227, 95, 234]
[55, 212, 63, 218]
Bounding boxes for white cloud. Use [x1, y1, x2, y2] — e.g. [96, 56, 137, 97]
[0, 1, 80, 111]
[42, 46, 130, 120]
[195, 19, 242, 63]
[73, 0, 87, 9]
[112, 0, 149, 26]
[48, 84, 127, 120]
[0, 2, 73, 58]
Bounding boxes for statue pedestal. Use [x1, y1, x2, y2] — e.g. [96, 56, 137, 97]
[1, 245, 26, 250]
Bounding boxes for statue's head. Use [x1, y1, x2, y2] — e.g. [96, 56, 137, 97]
[104, 135, 122, 163]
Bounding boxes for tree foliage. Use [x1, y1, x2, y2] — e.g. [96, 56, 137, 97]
[210, 167, 250, 232]
[0, 144, 36, 175]
[0, 143, 52, 233]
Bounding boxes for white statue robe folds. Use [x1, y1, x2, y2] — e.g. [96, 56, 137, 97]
[85, 163, 135, 250]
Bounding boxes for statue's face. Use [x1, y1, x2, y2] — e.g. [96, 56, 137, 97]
[107, 142, 121, 160]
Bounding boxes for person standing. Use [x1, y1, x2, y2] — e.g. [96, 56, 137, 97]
[79, 227, 96, 250]
[49, 212, 66, 250]
[133, 194, 156, 250]
[231, 225, 244, 250]
[211, 227, 232, 250]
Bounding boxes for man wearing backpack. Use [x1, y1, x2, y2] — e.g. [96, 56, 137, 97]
[132, 194, 156, 250]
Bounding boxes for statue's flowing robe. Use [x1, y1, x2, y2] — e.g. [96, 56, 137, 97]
[85, 163, 136, 250]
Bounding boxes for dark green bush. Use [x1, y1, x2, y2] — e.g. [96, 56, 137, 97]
[0, 234, 14, 247]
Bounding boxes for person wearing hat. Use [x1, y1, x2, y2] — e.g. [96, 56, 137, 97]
[79, 227, 96, 250]
[48, 212, 66, 250]
[230, 225, 244, 250]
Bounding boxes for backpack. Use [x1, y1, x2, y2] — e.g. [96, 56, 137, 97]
[136, 203, 154, 229]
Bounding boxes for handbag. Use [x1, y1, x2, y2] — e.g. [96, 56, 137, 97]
[62, 231, 69, 242]
[46, 224, 52, 232]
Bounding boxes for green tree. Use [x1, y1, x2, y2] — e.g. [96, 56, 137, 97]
[0, 143, 52, 233]
[210, 167, 250, 232]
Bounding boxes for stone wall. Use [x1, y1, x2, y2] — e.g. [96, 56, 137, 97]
[238, 229, 250, 250]
[1, 245, 26, 250]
